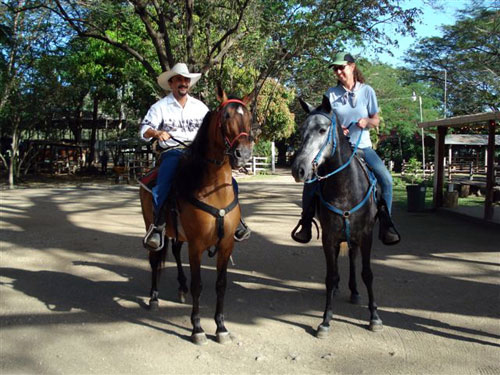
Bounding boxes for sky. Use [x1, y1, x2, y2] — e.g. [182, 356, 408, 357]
[351, 0, 475, 67]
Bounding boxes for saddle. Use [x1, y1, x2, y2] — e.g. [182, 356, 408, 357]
[139, 166, 239, 257]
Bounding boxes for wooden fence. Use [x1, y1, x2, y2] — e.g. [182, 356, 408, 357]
[245, 156, 275, 175]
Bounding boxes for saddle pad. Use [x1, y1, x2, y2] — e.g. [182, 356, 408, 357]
[138, 168, 158, 193]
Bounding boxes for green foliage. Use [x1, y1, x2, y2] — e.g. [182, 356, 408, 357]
[253, 139, 272, 157]
[403, 157, 423, 185]
[404, 4, 499, 116]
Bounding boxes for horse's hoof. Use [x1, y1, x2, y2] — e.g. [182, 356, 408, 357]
[149, 300, 159, 311]
[350, 294, 361, 305]
[369, 319, 383, 332]
[192, 332, 208, 345]
[316, 324, 330, 339]
[216, 331, 232, 345]
[178, 291, 187, 304]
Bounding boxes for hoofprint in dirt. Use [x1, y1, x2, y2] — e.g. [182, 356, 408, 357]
[1, 176, 499, 374]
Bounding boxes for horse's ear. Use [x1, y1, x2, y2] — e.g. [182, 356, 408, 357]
[242, 89, 256, 106]
[299, 97, 315, 113]
[320, 95, 332, 113]
[216, 82, 228, 103]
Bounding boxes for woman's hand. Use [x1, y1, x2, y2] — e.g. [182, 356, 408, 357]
[357, 118, 369, 129]
[341, 126, 349, 136]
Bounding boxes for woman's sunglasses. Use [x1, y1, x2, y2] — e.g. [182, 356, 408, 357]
[332, 65, 348, 72]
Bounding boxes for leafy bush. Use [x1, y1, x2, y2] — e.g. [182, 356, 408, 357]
[404, 157, 423, 185]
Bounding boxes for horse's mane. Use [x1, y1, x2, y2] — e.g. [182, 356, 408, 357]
[174, 111, 213, 200]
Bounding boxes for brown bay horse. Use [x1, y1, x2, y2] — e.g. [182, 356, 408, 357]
[140, 86, 254, 345]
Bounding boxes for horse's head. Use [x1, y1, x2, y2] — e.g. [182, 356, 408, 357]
[292, 96, 335, 182]
[215, 84, 254, 168]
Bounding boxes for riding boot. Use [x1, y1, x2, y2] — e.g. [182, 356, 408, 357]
[377, 201, 401, 246]
[144, 206, 167, 251]
[234, 218, 251, 242]
[291, 202, 317, 244]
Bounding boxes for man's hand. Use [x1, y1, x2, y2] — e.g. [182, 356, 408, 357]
[144, 128, 171, 141]
[156, 130, 171, 142]
[341, 126, 349, 136]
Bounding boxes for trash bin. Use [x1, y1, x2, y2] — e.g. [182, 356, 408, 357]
[406, 185, 426, 212]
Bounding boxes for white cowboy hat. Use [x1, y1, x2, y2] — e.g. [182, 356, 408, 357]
[157, 63, 202, 90]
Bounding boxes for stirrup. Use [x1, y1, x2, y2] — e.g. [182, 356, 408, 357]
[143, 224, 166, 252]
[234, 220, 251, 242]
[291, 218, 319, 244]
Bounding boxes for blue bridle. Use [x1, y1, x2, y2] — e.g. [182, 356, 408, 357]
[302, 111, 377, 247]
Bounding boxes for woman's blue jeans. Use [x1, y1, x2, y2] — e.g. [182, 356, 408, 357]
[301, 147, 393, 215]
[152, 149, 240, 219]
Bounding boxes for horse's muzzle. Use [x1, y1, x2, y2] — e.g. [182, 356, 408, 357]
[291, 155, 311, 182]
[229, 145, 252, 168]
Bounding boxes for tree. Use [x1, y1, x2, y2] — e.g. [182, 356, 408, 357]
[46, 0, 421, 110]
[361, 60, 441, 168]
[0, 0, 68, 187]
[404, 2, 499, 116]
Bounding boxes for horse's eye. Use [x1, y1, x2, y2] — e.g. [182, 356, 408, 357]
[319, 128, 327, 135]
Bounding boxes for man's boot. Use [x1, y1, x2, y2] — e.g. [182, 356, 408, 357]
[144, 207, 167, 251]
[234, 218, 251, 242]
[377, 202, 401, 245]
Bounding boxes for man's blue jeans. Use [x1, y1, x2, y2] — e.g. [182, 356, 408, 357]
[301, 147, 393, 215]
[152, 149, 183, 218]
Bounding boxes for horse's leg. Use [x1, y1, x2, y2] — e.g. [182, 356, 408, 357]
[171, 240, 188, 303]
[317, 236, 340, 338]
[360, 234, 383, 331]
[348, 246, 361, 304]
[214, 247, 232, 344]
[148, 246, 167, 310]
[189, 245, 207, 345]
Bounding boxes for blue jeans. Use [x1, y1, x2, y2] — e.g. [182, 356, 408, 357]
[152, 149, 240, 218]
[301, 147, 393, 215]
[152, 149, 184, 218]
[362, 147, 393, 213]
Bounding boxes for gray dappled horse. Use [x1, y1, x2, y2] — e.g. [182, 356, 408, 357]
[291, 96, 383, 337]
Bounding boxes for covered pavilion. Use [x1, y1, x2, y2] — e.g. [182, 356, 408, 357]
[419, 112, 499, 222]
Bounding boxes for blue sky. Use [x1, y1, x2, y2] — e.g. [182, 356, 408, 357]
[351, 0, 475, 67]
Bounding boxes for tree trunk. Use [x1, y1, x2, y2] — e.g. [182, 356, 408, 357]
[87, 96, 99, 169]
[8, 116, 20, 189]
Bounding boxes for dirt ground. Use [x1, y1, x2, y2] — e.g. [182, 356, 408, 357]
[1, 173, 499, 375]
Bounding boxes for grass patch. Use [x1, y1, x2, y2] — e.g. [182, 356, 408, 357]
[392, 174, 485, 209]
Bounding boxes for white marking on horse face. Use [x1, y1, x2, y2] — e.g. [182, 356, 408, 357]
[237, 106, 244, 116]
[292, 114, 331, 180]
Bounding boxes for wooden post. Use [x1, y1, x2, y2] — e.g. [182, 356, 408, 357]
[271, 141, 276, 174]
[433, 126, 447, 208]
[484, 120, 496, 221]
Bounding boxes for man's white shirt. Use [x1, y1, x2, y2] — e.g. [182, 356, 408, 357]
[140, 93, 209, 148]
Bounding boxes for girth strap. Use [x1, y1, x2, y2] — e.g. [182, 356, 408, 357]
[187, 193, 239, 257]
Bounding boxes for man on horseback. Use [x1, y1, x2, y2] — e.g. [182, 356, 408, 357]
[292, 52, 400, 246]
[140, 63, 251, 251]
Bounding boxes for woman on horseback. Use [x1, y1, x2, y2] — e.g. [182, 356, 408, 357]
[292, 52, 400, 245]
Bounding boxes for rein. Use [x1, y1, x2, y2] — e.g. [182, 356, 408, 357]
[305, 115, 363, 184]
[304, 112, 377, 247]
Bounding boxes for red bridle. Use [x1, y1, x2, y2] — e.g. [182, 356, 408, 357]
[217, 99, 250, 149]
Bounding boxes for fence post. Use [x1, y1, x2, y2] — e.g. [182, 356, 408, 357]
[252, 157, 256, 175]
[271, 141, 275, 174]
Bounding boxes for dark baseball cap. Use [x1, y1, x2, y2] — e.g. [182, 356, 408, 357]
[328, 52, 355, 68]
